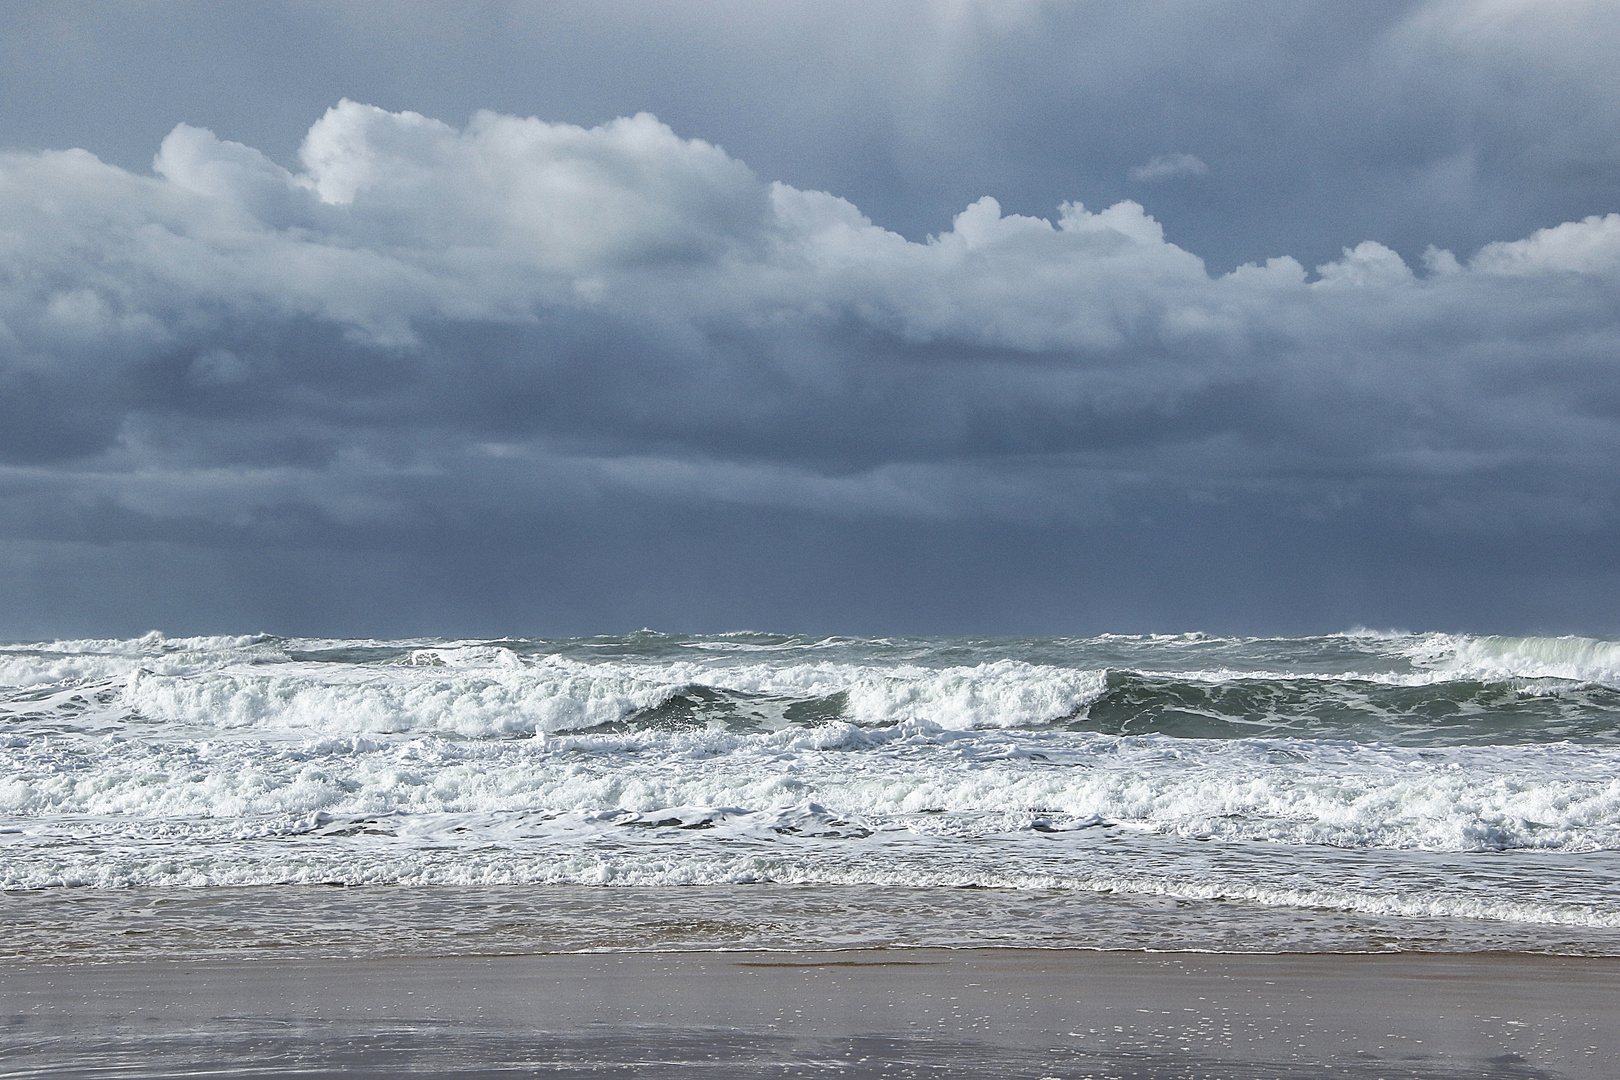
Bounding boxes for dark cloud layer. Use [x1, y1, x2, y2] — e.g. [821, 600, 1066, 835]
[1, 2, 1618, 637]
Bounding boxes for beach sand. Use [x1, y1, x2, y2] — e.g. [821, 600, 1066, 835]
[4, 948, 1616, 1078]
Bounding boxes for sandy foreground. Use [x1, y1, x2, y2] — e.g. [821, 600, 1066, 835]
[2, 948, 1616, 1079]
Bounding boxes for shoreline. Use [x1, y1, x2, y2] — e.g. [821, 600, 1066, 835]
[5, 947, 1616, 1078]
[8, 882, 1618, 962]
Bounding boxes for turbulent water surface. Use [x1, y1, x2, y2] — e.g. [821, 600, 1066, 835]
[3, 630, 1618, 954]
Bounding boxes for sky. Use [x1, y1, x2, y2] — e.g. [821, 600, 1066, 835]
[2, 0, 1619, 639]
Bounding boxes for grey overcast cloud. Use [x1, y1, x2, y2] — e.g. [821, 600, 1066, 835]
[2, 0, 1619, 638]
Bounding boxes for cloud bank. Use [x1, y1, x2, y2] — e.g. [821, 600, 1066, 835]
[2, 100, 1618, 634]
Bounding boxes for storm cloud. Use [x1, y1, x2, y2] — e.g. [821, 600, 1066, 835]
[2, 2, 1618, 637]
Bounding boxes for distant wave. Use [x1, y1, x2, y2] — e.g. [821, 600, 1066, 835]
[1408, 633, 1620, 686]
[3, 631, 1618, 742]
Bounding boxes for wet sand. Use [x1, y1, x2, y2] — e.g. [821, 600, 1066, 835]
[3, 948, 1616, 1079]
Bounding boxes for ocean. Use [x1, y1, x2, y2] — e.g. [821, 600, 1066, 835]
[3, 630, 1618, 958]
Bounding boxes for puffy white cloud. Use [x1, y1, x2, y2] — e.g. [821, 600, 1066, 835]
[1470, 213, 1620, 275]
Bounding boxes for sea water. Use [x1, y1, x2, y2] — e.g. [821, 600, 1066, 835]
[2, 630, 1618, 955]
